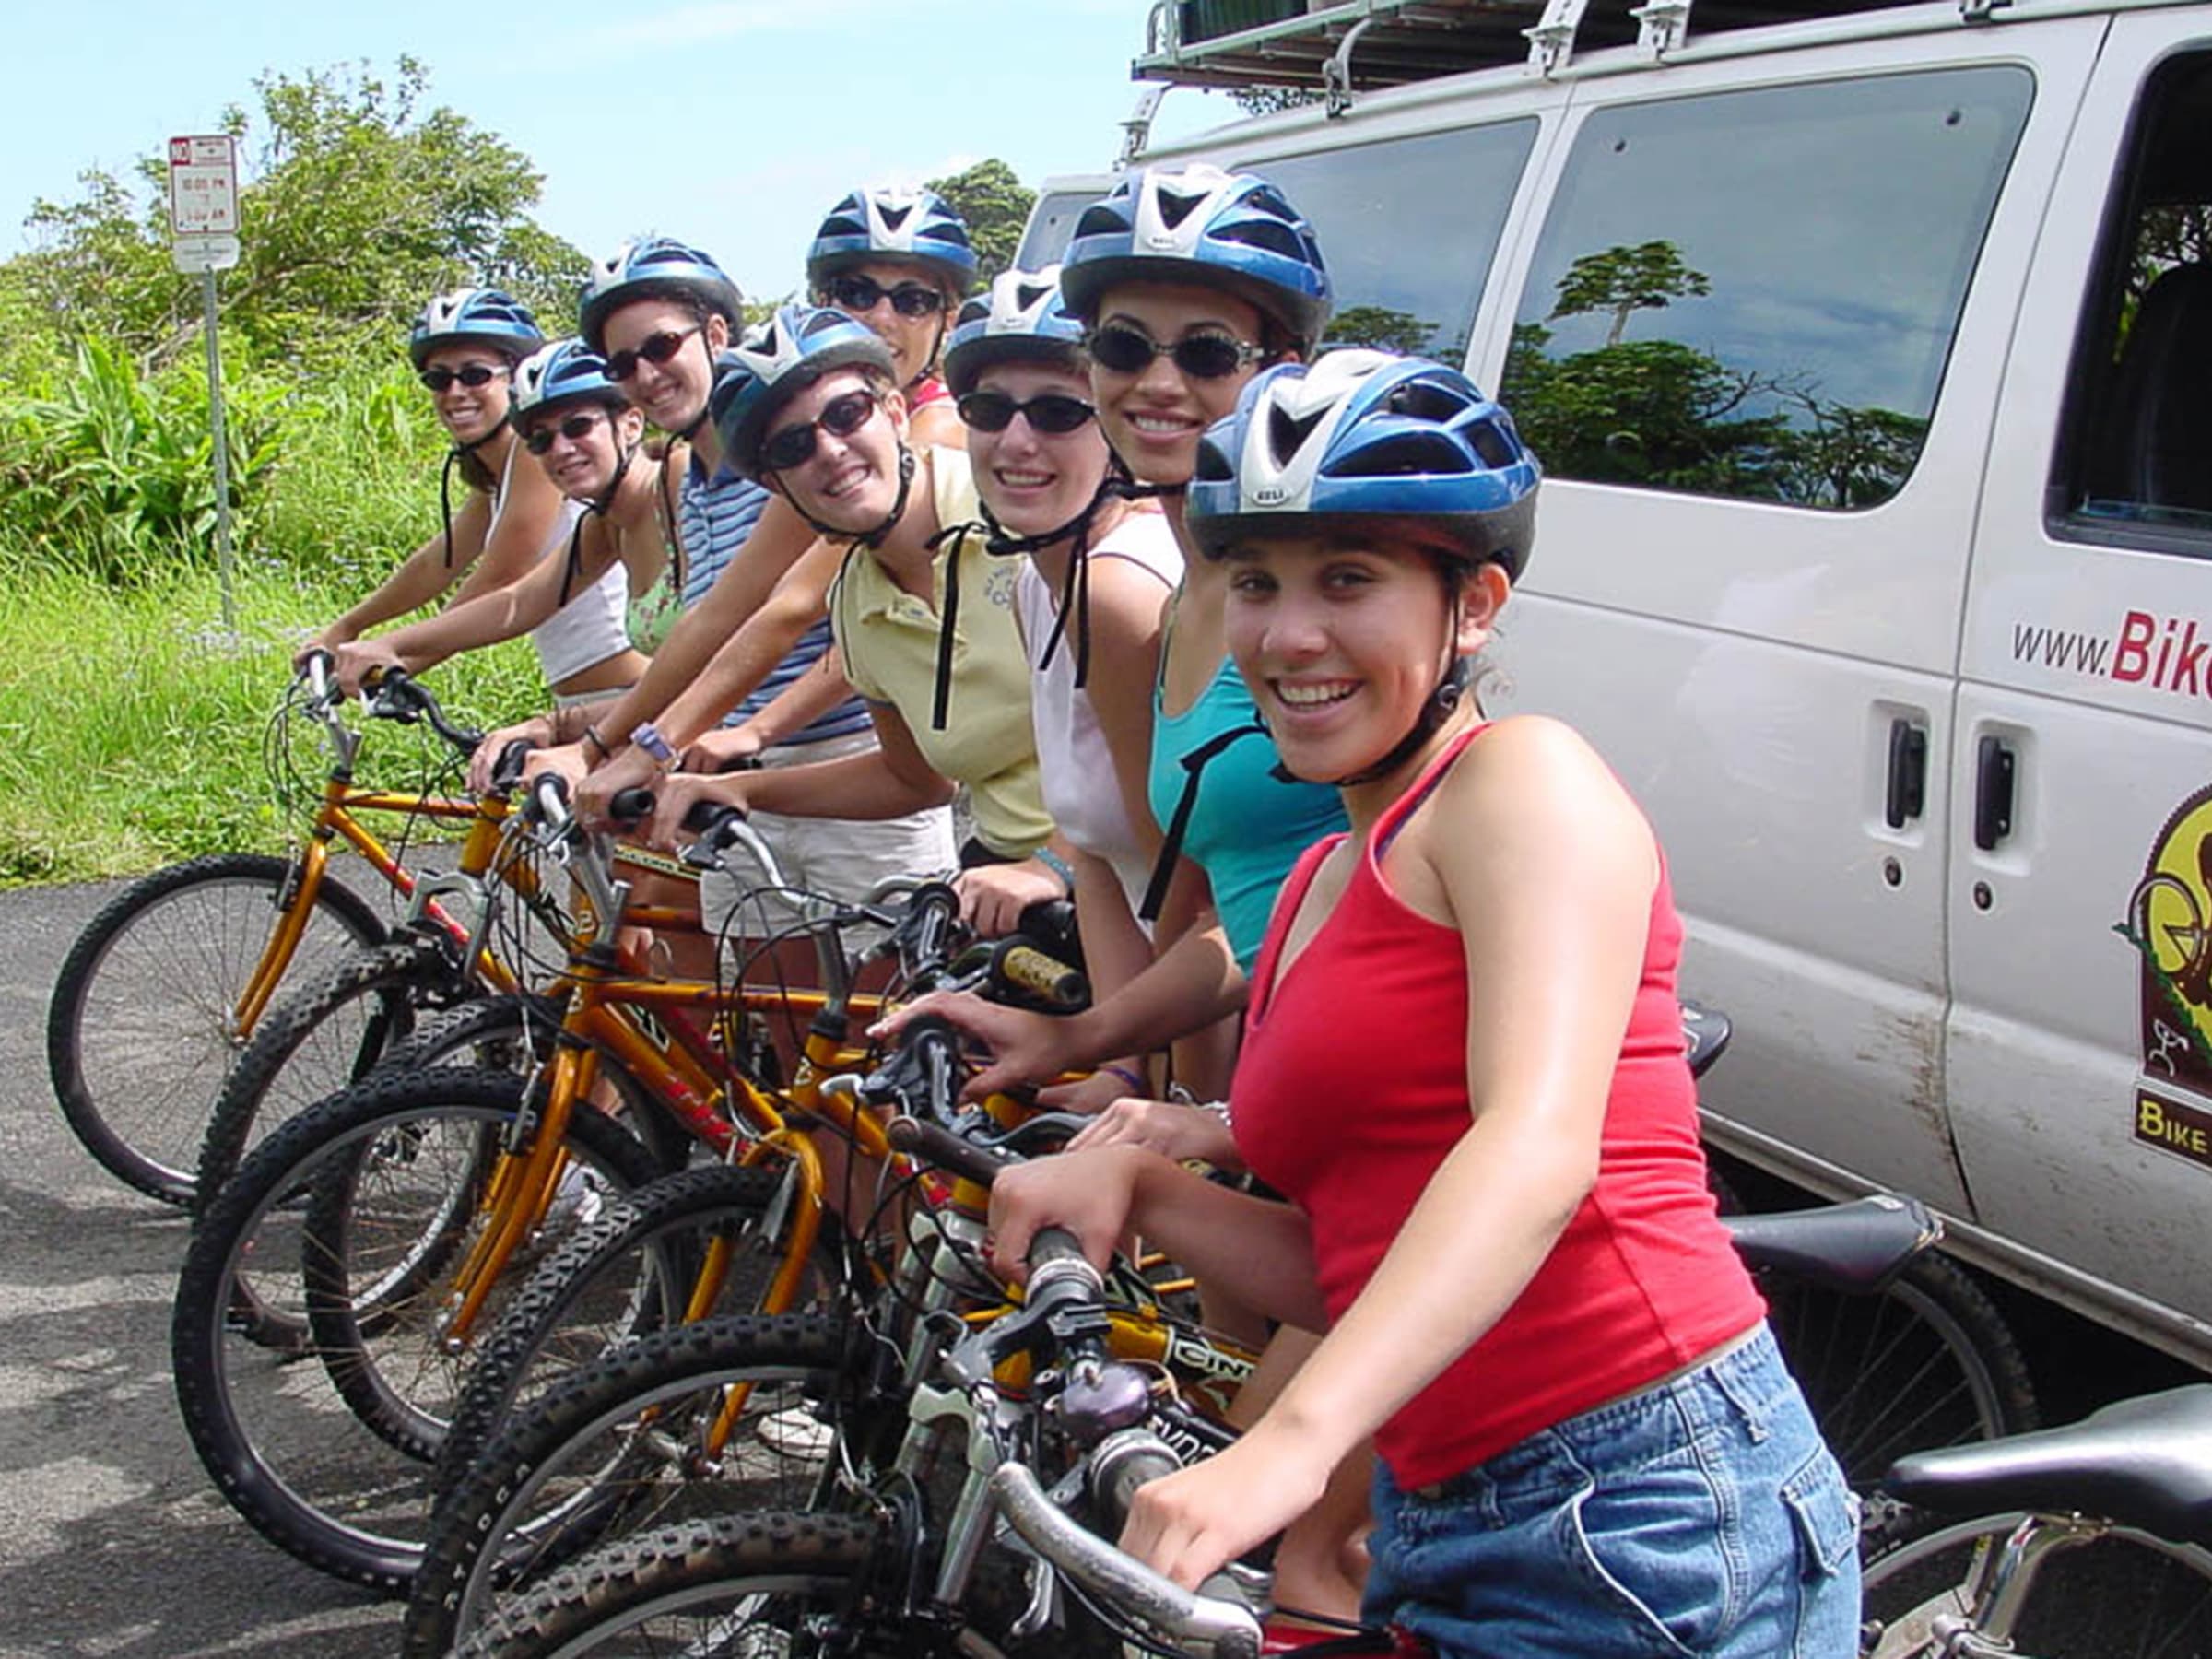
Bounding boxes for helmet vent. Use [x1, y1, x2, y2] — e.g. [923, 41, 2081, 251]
[878, 202, 914, 232]
[1194, 441, 1235, 483]
[1332, 432, 1475, 479]
[1016, 281, 1053, 313]
[1218, 219, 1304, 262]
[1465, 418, 1518, 471]
[1073, 203, 1124, 240]
[1155, 186, 1210, 232]
[1267, 403, 1328, 468]
[1385, 382, 1465, 424]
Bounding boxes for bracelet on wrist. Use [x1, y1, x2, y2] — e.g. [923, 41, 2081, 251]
[582, 724, 613, 763]
[1099, 1063, 1146, 1094]
[1032, 845, 1075, 892]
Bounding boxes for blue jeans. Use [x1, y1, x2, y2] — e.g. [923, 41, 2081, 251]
[1363, 1325, 1859, 1657]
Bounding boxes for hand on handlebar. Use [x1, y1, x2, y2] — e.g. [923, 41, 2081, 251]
[983, 1144, 1139, 1285]
[293, 624, 353, 669]
[468, 716, 556, 794]
[872, 991, 1084, 1102]
[1120, 1425, 1332, 1595]
[955, 859, 1066, 939]
[683, 724, 765, 773]
[572, 741, 660, 830]
[1067, 1096, 1241, 1169]
[332, 639, 406, 699]
[638, 771, 752, 852]
[522, 741, 591, 797]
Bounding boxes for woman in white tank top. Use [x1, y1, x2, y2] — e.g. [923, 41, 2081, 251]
[300, 287, 641, 700]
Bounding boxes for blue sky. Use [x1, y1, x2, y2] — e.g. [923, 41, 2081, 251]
[4, 0, 1243, 302]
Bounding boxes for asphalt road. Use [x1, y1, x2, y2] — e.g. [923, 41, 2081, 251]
[0, 878, 398, 1659]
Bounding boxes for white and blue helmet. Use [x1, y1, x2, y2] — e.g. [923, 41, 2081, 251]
[1060, 164, 1332, 348]
[941, 266, 1088, 400]
[709, 304, 898, 481]
[806, 186, 978, 294]
[578, 238, 744, 352]
[511, 338, 627, 425]
[408, 288, 545, 369]
[1187, 351, 1539, 580]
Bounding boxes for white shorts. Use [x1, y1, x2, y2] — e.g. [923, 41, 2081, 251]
[700, 728, 956, 943]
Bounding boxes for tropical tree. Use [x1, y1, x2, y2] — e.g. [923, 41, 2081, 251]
[925, 159, 1038, 288]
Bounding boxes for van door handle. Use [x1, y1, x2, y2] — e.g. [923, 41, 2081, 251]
[1973, 736, 2016, 851]
[1885, 719, 1927, 829]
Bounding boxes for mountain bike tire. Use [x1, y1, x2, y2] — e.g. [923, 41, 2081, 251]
[448, 1510, 884, 1659]
[432, 1160, 832, 1499]
[193, 935, 477, 1212]
[171, 1066, 662, 1594]
[1861, 1511, 2212, 1656]
[48, 852, 386, 1205]
[405, 1312, 855, 1657]
[1760, 1249, 2038, 1550]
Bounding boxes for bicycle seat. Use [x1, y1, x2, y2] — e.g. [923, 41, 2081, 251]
[1720, 1193, 1938, 1295]
[1882, 1384, 2212, 1547]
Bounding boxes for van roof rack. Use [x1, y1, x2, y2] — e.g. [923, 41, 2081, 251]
[1133, 0, 1996, 96]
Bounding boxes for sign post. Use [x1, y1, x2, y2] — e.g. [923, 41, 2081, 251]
[168, 135, 241, 631]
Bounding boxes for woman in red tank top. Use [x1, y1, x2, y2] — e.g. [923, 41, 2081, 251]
[984, 352, 1858, 1656]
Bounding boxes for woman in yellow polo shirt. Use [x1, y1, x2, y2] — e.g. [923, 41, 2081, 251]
[642, 304, 1053, 925]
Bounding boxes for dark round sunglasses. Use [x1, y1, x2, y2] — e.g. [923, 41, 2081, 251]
[605, 325, 701, 382]
[419, 362, 506, 394]
[522, 409, 610, 455]
[759, 389, 881, 472]
[955, 390, 1097, 436]
[829, 272, 947, 319]
[1085, 324, 1265, 382]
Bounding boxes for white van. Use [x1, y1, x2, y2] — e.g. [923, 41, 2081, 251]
[1025, 0, 2212, 1370]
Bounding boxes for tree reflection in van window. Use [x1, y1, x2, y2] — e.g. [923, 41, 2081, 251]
[1323, 305, 1440, 356]
[1504, 67, 2030, 511]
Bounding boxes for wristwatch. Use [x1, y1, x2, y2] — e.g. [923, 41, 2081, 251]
[630, 720, 680, 771]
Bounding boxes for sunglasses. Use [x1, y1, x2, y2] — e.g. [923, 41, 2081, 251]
[828, 273, 947, 319]
[522, 409, 610, 455]
[604, 325, 701, 382]
[1086, 324, 1266, 382]
[759, 389, 882, 472]
[956, 390, 1097, 436]
[419, 362, 506, 394]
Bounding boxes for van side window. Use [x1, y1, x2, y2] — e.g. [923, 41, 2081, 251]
[1248, 121, 1538, 365]
[1503, 68, 2032, 511]
[2056, 53, 2212, 552]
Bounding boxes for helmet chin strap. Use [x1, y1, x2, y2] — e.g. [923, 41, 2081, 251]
[776, 441, 915, 552]
[558, 438, 641, 608]
[925, 475, 1115, 731]
[1313, 655, 1472, 789]
[438, 427, 504, 568]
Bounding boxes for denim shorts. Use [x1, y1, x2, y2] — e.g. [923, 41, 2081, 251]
[1362, 1324, 1859, 1658]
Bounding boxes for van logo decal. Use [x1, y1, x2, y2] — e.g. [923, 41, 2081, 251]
[2117, 782, 2212, 1123]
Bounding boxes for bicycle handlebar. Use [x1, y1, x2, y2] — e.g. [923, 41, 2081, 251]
[987, 1463, 1260, 1659]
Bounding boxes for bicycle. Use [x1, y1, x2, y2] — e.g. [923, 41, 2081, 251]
[403, 986, 1242, 1655]
[172, 782, 1087, 1600]
[48, 654, 565, 1206]
[442, 1178, 1962, 1659]
[1859, 1384, 2212, 1656]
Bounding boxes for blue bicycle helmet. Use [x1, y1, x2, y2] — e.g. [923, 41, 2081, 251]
[1059, 163, 1333, 349]
[709, 304, 899, 482]
[511, 338, 629, 425]
[577, 238, 745, 352]
[408, 288, 545, 369]
[806, 186, 978, 295]
[941, 266, 1088, 400]
[1186, 350, 1538, 580]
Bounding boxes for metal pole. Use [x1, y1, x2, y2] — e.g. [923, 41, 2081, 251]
[201, 266, 237, 632]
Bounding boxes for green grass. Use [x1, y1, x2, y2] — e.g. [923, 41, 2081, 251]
[0, 562, 547, 887]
